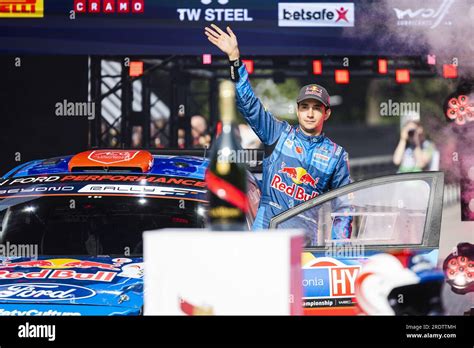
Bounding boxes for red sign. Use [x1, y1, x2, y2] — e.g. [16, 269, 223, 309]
[73, 0, 144, 14]
[330, 267, 359, 297]
[395, 69, 410, 84]
[443, 64, 458, 79]
[335, 69, 350, 84]
[129, 61, 144, 77]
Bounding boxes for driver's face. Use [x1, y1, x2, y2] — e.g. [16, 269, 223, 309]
[297, 99, 330, 136]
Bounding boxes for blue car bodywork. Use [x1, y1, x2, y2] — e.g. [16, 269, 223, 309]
[0, 151, 210, 315]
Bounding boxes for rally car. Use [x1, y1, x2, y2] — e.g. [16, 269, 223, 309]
[0, 149, 446, 315]
[0, 149, 260, 316]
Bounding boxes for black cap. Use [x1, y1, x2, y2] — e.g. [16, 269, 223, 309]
[296, 84, 330, 107]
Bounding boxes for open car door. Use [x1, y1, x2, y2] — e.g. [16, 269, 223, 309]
[270, 172, 444, 315]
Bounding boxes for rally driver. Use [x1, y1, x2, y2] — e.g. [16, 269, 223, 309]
[205, 25, 352, 238]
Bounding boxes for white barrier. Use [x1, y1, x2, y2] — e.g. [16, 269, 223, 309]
[144, 229, 304, 315]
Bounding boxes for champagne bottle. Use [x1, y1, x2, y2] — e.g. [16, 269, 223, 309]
[205, 80, 248, 231]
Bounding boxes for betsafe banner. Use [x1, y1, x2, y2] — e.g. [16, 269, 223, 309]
[0, 0, 468, 55]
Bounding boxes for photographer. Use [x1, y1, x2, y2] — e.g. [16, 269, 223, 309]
[393, 121, 437, 173]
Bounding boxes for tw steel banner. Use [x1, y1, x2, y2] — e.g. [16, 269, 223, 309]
[0, 0, 470, 55]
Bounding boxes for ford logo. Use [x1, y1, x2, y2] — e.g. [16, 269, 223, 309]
[0, 283, 96, 302]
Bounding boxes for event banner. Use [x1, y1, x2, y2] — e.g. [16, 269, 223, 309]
[0, 0, 469, 55]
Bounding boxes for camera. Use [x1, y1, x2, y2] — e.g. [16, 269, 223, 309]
[408, 129, 416, 138]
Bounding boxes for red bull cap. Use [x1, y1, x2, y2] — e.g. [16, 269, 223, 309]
[297, 84, 330, 107]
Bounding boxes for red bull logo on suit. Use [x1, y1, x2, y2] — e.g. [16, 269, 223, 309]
[272, 164, 320, 201]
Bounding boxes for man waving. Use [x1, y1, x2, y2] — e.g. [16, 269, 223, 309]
[205, 24, 352, 239]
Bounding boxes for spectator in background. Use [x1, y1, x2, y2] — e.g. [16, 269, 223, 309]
[393, 121, 439, 172]
[191, 115, 211, 148]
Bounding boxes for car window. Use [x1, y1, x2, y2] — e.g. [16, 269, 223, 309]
[274, 178, 434, 248]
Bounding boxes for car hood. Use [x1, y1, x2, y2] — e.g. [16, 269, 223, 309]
[0, 256, 143, 316]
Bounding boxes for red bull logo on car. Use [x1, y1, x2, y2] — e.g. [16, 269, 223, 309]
[272, 164, 319, 201]
[0, 258, 135, 283]
[0, 258, 122, 271]
[0, 269, 116, 282]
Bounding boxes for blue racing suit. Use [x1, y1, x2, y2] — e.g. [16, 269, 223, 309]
[235, 64, 352, 239]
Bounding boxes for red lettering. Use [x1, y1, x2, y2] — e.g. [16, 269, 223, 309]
[286, 183, 295, 196]
[271, 174, 282, 187]
[195, 181, 206, 188]
[123, 176, 139, 182]
[110, 176, 125, 181]
[85, 176, 100, 181]
[61, 175, 77, 181]
[295, 187, 305, 201]
[0, 271, 23, 279]
[168, 178, 183, 185]
[25, 270, 51, 279]
[0, 3, 38, 14]
[96, 271, 116, 282]
[49, 269, 116, 282]
[50, 270, 74, 279]
[98, 175, 112, 181]
[5, 272, 23, 279]
[74, 272, 96, 281]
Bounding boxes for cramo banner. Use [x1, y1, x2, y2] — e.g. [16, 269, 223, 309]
[392, 0, 454, 29]
[177, 0, 253, 22]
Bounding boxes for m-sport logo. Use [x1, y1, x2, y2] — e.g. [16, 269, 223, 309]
[278, 3, 354, 27]
[393, 0, 454, 29]
[0, 0, 43, 18]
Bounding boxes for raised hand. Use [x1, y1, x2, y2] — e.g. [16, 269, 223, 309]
[204, 24, 240, 60]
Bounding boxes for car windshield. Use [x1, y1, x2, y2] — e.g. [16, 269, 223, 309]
[0, 195, 206, 257]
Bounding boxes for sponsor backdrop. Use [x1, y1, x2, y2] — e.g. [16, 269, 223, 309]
[0, 0, 468, 55]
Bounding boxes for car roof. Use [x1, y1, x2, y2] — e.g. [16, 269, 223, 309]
[3, 151, 209, 181]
